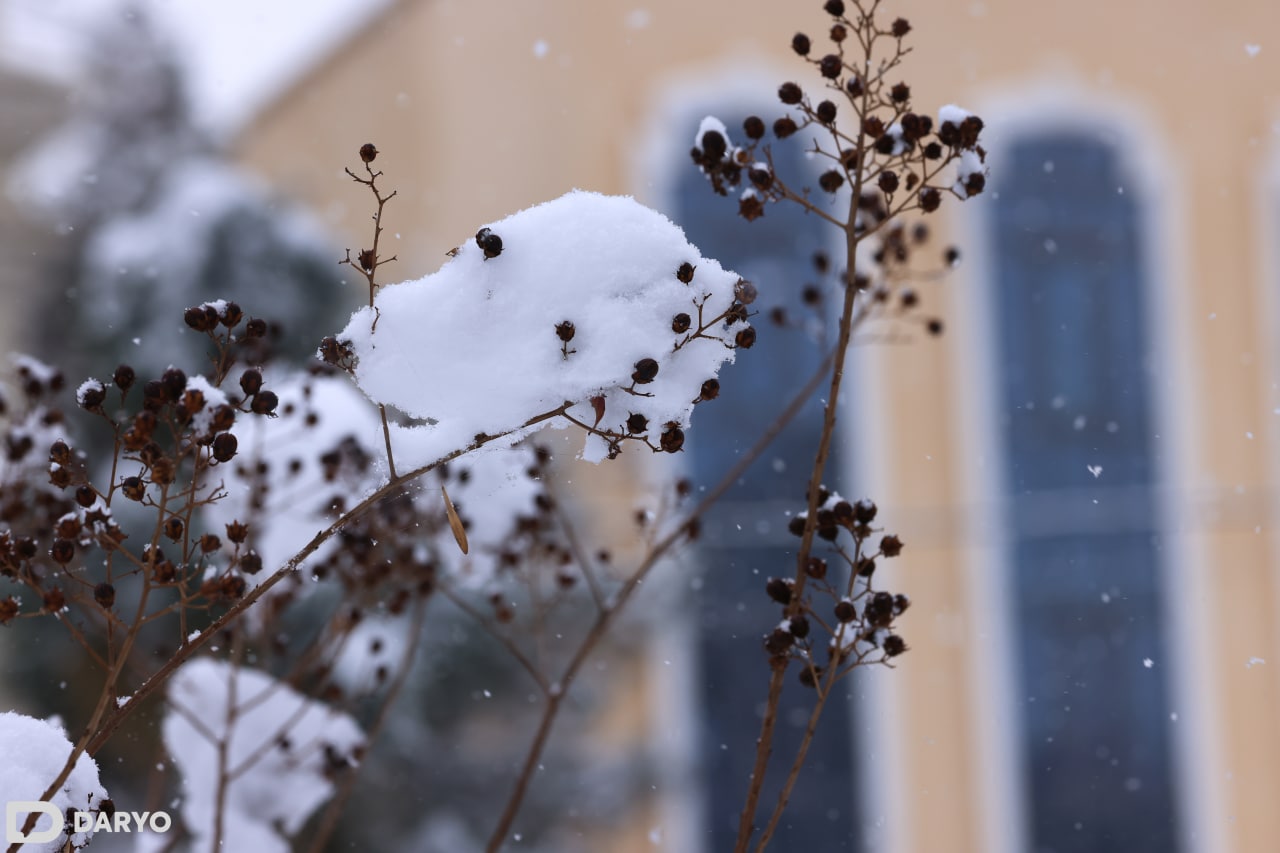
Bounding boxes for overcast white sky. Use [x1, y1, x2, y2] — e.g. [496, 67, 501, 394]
[0, 0, 393, 135]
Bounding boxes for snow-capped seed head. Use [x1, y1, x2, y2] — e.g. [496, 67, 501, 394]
[184, 304, 218, 332]
[766, 577, 794, 604]
[359, 143, 379, 163]
[77, 379, 106, 412]
[631, 358, 659, 384]
[764, 627, 794, 655]
[893, 593, 912, 615]
[700, 129, 727, 160]
[734, 279, 758, 305]
[555, 320, 576, 342]
[220, 302, 244, 327]
[475, 228, 504, 260]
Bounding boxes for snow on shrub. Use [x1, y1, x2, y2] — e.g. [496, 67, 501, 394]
[163, 658, 365, 853]
[335, 190, 751, 464]
[0, 711, 108, 852]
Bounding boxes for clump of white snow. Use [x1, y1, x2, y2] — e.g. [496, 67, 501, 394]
[163, 658, 364, 853]
[336, 191, 747, 464]
[0, 711, 108, 852]
[202, 372, 382, 601]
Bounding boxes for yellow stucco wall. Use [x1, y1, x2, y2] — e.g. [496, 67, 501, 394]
[236, 2, 1280, 851]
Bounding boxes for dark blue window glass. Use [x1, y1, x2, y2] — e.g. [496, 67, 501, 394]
[669, 114, 859, 851]
[990, 134, 1180, 852]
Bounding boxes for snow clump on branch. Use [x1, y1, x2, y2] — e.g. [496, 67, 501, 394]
[332, 191, 753, 464]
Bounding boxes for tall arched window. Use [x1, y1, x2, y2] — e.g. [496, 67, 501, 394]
[667, 109, 860, 850]
[989, 133, 1181, 852]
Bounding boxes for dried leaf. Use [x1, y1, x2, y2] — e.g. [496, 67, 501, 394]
[590, 395, 606, 428]
[441, 485, 468, 555]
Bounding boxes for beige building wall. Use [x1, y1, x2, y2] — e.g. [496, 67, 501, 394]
[237, 1, 1280, 851]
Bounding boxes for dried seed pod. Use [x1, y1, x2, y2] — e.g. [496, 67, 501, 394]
[239, 552, 263, 574]
[626, 413, 649, 434]
[835, 600, 856, 623]
[659, 422, 685, 453]
[766, 577, 793, 604]
[791, 32, 811, 55]
[245, 318, 268, 338]
[676, 262, 695, 283]
[359, 143, 379, 163]
[743, 116, 766, 139]
[475, 227, 503, 260]
[50, 539, 74, 564]
[631, 358, 659, 384]
[239, 368, 263, 396]
[819, 54, 842, 79]
[883, 634, 907, 657]
[113, 364, 136, 393]
[121, 477, 146, 501]
[778, 81, 804, 105]
[251, 391, 279, 416]
[94, 582, 115, 609]
[697, 378, 720, 401]
[735, 328, 757, 349]
[555, 321, 575, 342]
[672, 313, 691, 334]
[212, 433, 238, 463]
[163, 517, 184, 542]
[226, 521, 249, 544]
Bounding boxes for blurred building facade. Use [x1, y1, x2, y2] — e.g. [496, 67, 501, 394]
[231, 1, 1280, 852]
[6, 0, 1280, 850]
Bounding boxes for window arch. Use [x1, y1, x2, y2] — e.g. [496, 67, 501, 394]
[988, 132, 1181, 852]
